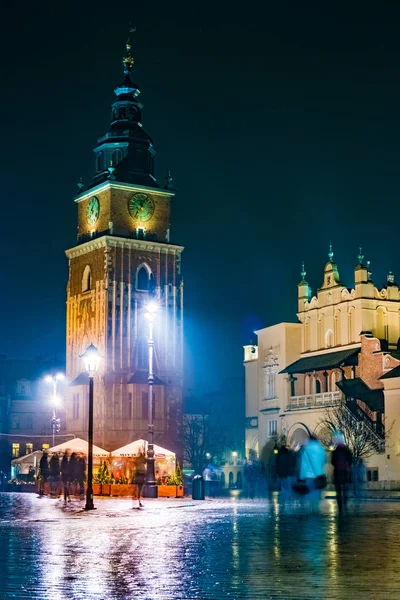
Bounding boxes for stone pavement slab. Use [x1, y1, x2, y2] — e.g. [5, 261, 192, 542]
[1, 493, 400, 599]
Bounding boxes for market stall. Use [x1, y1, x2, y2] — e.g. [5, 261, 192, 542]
[110, 439, 176, 482]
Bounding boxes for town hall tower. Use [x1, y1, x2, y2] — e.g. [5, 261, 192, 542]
[65, 38, 184, 452]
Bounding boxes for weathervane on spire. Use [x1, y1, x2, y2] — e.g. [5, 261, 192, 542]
[357, 245, 364, 266]
[123, 26, 136, 74]
[328, 242, 334, 263]
[300, 261, 306, 282]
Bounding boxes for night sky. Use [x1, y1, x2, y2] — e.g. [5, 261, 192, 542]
[2, 2, 400, 394]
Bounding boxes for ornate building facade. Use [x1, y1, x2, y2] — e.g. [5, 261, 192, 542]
[245, 247, 400, 481]
[65, 39, 184, 451]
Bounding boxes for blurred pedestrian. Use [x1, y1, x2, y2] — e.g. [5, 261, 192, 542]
[49, 453, 60, 497]
[244, 453, 260, 499]
[135, 452, 147, 508]
[276, 442, 295, 503]
[331, 432, 352, 513]
[60, 451, 71, 503]
[38, 451, 49, 496]
[76, 454, 86, 500]
[299, 435, 326, 511]
[69, 452, 78, 495]
[352, 457, 366, 498]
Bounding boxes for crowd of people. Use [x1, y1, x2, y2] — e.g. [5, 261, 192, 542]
[244, 431, 363, 513]
[39, 451, 86, 502]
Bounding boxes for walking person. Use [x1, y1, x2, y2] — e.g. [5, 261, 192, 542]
[76, 454, 86, 500]
[331, 432, 352, 513]
[49, 453, 60, 498]
[134, 452, 147, 508]
[276, 442, 295, 503]
[69, 452, 78, 496]
[299, 435, 326, 511]
[60, 451, 71, 503]
[38, 451, 49, 496]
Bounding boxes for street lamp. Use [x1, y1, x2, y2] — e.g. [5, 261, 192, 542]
[44, 373, 64, 447]
[80, 344, 101, 511]
[144, 301, 159, 498]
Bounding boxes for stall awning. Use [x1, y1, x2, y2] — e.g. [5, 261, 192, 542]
[280, 348, 360, 375]
[336, 377, 384, 412]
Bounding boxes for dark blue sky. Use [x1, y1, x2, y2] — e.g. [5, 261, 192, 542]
[1, 2, 400, 393]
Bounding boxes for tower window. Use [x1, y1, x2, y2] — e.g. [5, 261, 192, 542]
[137, 266, 150, 291]
[137, 227, 145, 240]
[82, 266, 92, 292]
[112, 149, 123, 165]
[96, 151, 104, 173]
[119, 106, 127, 120]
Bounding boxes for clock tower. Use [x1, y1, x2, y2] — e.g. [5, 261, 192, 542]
[65, 38, 184, 452]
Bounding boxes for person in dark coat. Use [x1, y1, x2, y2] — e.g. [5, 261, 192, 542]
[76, 455, 86, 500]
[39, 452, 49, 496]
[135, 453, 147, 508]
[69, 452, 78, 495]
[331, 432, 353, 513]
[276, 442, 295, 502]
[60, 451, 71, 503]
[49, 453, 60, 497]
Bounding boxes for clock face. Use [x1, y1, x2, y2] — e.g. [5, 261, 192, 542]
[87, 196, 100, 226]
[128, 193, 155, 222]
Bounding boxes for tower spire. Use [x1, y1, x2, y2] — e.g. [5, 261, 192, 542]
[122, 27, 136, 75]
[300, 261, 307, 282]
[357, 245, 364, 266]
[328, 242, 334, 263]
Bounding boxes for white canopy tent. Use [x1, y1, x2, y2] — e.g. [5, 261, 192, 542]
[11, 450, 42, 475]
[111, 439, 175, 458]
[48, 437, 109, 457]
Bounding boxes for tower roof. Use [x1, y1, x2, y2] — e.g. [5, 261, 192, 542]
[85, 32, 159, 192]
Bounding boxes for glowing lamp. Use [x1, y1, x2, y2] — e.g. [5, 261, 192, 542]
[144, 301, 159, 322]
[81, 344, 101, 377]
[232, 451, 238, 457]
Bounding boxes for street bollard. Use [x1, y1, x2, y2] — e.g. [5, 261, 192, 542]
[192, 475, 205, 500]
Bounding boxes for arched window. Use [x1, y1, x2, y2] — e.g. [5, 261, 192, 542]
[376, 307, 387, 340]
[137, 266, 150, 291]
[96, 152, 104, 173]
[228, 472, 234, 488]
[82, 265, 91, 292]
[305, 374, 312, 395]
[330, 371, 337, 393]
[112, 149, 122, 165]
[325, 330, 334, 348]
[315, 378, 322, 394]
[137, 338, 148, 370]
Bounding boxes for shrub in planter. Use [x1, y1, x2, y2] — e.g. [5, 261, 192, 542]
[93, 462, 112, 495]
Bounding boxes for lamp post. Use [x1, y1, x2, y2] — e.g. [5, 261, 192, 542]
[80, 344, 101, 511]
[144, 301, 159, 498]
[44, 373, 64, 447]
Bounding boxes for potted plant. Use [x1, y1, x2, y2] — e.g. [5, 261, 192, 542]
[157, 464, 184, 497]
[93, 462, 112, 496]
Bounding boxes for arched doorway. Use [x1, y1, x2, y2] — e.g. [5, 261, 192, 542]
[228, 472, 234, 488]
[288, 423, 311, 449]
[220, 472, 225, 488]
[236, 472, 243, 489]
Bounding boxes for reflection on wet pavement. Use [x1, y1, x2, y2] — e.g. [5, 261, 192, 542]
[1, 493, 400, 599]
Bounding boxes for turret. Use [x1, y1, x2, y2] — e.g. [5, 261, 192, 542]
[298, 262, 311, 312]
[354, 247, 374, 298]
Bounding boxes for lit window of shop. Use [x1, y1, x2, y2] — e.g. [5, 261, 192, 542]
[12, 443, 20, 458]
[42, 443, 50, 451]
[26, 443, 33, 455]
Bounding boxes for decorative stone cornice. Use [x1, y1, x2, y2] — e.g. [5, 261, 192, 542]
[65, 235, 184, 259]
[74, 181, 175, 204]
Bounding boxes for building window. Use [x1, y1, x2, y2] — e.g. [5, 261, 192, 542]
[325, 330, 334, 348]
[137, 266, 150, 290]
[12, 443, 20, 458]
[26, 415, 33, 430]
[112, 149, 122, 165]
[82, 265, 92, 292]
[128, 393, 133, 419]
[42, 444, 50, 451]
[137, 227, 145, 240]
[12, 416, 20, 430]
[26, 443, 33, 455]
[268, 420, 277, 437]
[73, 394, 80, 420]
[96, 151, 104, 172]
[315, 379, 322, 394]
[367, 468, 379, 482]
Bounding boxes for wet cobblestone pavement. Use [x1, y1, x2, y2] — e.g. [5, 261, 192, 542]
[1, 493, 400, 599]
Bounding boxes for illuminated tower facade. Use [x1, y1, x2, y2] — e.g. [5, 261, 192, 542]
[65, 38, 184, 451]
